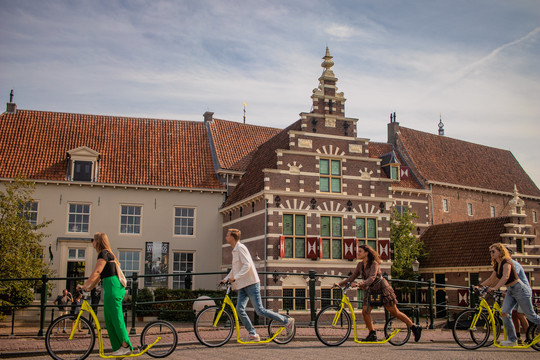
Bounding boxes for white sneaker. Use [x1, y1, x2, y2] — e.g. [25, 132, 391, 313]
[500, 340, 518, 347]
[285, 317, 295, 336]
[242, 333, 260, 342]
[111, 346, 131, 356]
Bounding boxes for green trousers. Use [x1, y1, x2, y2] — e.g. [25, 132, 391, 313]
[102, 276, 132, 351]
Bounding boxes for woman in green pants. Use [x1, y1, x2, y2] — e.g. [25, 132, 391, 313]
[78, 233, 132, 356]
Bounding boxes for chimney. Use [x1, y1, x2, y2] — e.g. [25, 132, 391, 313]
[387, 112, 399, 145]
[203, 111, 214, 122]
[6, 89, 17, 114]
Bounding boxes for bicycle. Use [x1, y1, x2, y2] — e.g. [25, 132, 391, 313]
[452, 288, 504, 349]
[193, 281, 296, 347]
[314, 283, 407, 346]
[452, 286, 540, 350]
[45, 293, 178, 360]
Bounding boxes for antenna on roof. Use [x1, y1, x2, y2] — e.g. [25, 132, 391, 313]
[438, 113, 445, 136]
[9, 89, 14, 103]
[243, 102, 247, 124]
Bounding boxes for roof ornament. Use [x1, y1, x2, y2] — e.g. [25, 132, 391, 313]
[321, 46, 334, 70]
[508, 184, 525, 209]
[438, 113, 445, 136]
[9, 89, 14, 103]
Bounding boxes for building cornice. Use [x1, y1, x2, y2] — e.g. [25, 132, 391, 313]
[427, 180, 540, 201]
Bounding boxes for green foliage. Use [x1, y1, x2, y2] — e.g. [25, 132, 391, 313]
[135, 287, 155, 316]
[390, 208, 427, 281]
[0, 178, 53, 316]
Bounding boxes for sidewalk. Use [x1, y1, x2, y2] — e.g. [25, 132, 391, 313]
[0, 323, 455, 358]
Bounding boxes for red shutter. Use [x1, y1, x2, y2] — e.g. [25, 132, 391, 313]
[343, 238, 356, 260]
[400, 166, 410, 179]
[279, 236, 285, 258]
[306, 237, 318, 259]
[378, 240, 390, 260]
[458, 289, 468, 307]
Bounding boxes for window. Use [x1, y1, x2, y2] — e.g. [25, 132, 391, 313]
[68, 248, 86, 260]
[118, 250, 140, 290]
[321, 215, 342, 259]
[395, 205, 408, 216]
[320, 159, 342, 193]
[390, 165, 399, 180]
[443, 199, 449, 212]
[173, 252, 194, 289]
[467, 203, 473, 216]
[120, 205, 142, 234]
[533, 211, 538, 223]
[321, 287, 342, 308]
[73, 161, 93, 181]
[174, 207, 194, 235]
[516, 238, 524, 254]
[282, 214, 306, 258]
[68, 203, 90, 233]
[20, 201, 38, 226]
[283, 288, 306, 310]
[490, 206, 496, 217]
[356, 217, 378, 250]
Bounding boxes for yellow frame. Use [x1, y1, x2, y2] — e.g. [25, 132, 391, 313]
[469, 294, 540, 349]
[212, 289, 286, 344]
[70, 300, 160, 358]
[330, 291, 399, 344]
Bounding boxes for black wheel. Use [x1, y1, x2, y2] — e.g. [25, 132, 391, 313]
[527, 324, 540, 351]
[314, 305, 351, 346]
[45, 315, 95, 360]
[194, 306, 234, 347]
[482, 313, 502, 347]
[452, 309, 490, 350]
[268, 316, 295, 344]
[384, 316, 411, 346]
[140, 320, 178, 358]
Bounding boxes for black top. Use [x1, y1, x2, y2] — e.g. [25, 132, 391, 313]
[97, 249, 117, 279]
[494, 258, 518, 285]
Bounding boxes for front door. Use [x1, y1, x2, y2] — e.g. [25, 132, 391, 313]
[66, 248, 86, 293]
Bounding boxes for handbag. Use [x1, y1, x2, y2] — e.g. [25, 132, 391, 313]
[367, 277, 384, 307]
[115, 261, 128, 288]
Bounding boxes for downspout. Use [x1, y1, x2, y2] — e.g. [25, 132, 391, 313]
[429, 183, 435, 224]
[264, 199, 268, 309]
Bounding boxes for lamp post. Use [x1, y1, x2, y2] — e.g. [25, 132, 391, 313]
[412, 258, 420, 324]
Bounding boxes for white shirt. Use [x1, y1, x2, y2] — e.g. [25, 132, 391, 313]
[224, 241, 259, 290]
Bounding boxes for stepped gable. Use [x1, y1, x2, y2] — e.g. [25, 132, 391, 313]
[223, 120, 302, 207]
[420, 217, 511, 268]
[207, 118, 281, 171]
[0, 109, 223, 189]
[397, 127, 540, 196]
[368, 141, 422, 189]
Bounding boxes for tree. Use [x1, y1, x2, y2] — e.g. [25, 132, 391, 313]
[390, 208, 427, 281]
[0, 178, 52, 316]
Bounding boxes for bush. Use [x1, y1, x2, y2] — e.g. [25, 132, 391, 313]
[136, 287, 155, 316]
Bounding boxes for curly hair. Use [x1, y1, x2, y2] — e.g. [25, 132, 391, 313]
[358, 244, 381, 265]
[489, 242, 511, 267]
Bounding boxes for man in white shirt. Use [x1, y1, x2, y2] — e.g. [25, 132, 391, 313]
[222, 228, 295, 341]
[507, 247, 532, 344]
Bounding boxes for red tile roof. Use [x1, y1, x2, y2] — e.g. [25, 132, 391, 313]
[369, 142, 423, 189]
[208, 119, 281, 172]
[223, 120, 302, 206]
[0, 110, 223, 189]
[397, 127, 540, 197]
[420, 217, 511, 268]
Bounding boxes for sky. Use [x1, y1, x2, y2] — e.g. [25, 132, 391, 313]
[1, 0, 539, 187]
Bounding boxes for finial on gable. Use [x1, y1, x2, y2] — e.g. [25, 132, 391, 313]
[321, 46, 334, 71]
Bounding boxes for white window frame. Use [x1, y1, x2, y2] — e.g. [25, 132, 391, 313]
[23, 201, 39, 226]
[490, 206, 496, 217]
[443, 199, 449, 212]
[120, 205, 142, 235]
[467, 203, 473, 216]
[173, 207, 196, 236]
[67, 203, 91, 233]
[172, 252, 194, 289]
[118, 250, 141, 289]
[533, 211, 538, 223]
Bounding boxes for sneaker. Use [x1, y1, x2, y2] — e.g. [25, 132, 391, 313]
[62, 329, 66, 334]
[285, 317, 295, 336]
[242, 333, 260, 342]
[500, 340, 518, 347]
[411, 325, 422, 342]
[362, 331, 377, 342]
[111, 346, 131, 356]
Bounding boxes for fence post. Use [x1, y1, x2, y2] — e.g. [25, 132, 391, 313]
[37, 274, 48, 336]
[309, 270, 316, 326]
[130, 273, 138, 335]
[428, 279, 434, 329]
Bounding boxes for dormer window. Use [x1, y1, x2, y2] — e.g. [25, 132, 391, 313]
[380, 151, 400, 181]
[67, 146, 100, 182]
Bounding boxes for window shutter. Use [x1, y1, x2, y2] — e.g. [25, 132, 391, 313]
[306, 237, 318, 259]
[279, 236, 285, 258]
[343, 238, 355, 260]
[378, 240, 390, 260]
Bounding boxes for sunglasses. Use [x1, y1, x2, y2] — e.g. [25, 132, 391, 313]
[490, 250, 497, 253]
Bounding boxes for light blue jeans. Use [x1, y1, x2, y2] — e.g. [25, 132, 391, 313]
[501, 280, 540, 342]
[236, 282, 288, 335]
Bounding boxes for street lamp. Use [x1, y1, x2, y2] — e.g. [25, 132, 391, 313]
[412, 258, 420, 273]
[412, 258, 420, 324]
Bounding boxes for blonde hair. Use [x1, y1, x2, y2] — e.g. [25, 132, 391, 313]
[94, 232, 120, 266]
[489, 242, 511, 267]
[228, 228, 241, 242]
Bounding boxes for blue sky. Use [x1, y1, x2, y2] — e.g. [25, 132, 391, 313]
[1, 0, 539, 187]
